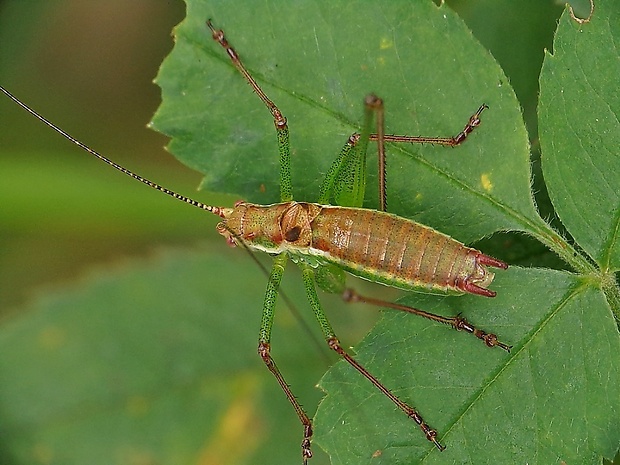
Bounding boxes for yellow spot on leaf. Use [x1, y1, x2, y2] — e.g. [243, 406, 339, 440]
[380, 38, 393, 50]
[38, 326, 66, 350]
[480, 173, 493, 192]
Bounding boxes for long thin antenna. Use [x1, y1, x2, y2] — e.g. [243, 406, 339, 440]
[1, 84, 330, 361]
[0, 85, 228, 219]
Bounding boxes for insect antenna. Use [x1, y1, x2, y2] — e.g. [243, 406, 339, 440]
[0, 86, 229, 219]
[1, 84, 330, 362]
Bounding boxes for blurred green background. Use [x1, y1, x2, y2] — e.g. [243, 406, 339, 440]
[0, 0, 592, 314]
[1, 1, 199, 313]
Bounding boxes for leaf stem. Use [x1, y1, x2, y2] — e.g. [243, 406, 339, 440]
[529, 222, 620, 324]
[602, 274, 620, 323]
[530, 227, 594, 274]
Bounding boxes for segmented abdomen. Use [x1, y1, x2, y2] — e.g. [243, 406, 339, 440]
[310, 206, 470, 292]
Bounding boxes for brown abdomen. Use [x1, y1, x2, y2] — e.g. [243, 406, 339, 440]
[310, 206, 468, 290]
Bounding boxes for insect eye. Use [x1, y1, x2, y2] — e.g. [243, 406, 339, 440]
[284, 226, 301, 242]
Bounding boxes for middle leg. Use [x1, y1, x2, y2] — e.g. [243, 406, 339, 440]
[258, 254, 314, 464]
[299, 263, 445, 451]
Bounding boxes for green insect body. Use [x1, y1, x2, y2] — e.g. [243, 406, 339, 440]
[0, 19, 511, 465]
[218, 201, 507, 297]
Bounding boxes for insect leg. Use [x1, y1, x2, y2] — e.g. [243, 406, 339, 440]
[259, 254, 314, 464]
[343, 288, 511, 351]
[315, 94, 387, 211]
[325, 98, 488, 211]
[370, 102, 488, 210]
[368, 95, 387, 212]
[316, 133, 358, 206]
[207, 21, 293, 202]
[317, 96, 377, 209]
[369, 103, 488, 147]
[299, 264, 445, 451]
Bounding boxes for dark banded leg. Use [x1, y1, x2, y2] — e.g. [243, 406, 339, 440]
[207, 20, 293, 202]
[343, 288, 511, 352]
[258, 341, 313, 463]
[299, 263, 445, 451]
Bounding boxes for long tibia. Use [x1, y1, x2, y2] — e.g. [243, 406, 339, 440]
[327, 337, 445, 451]
[343, 288, 511, 352]
[258, 341, 313, 464]
[369, 103, 488, 147]
[300, 264, 444, 450]
[364, 95, 387, 211]
[207, 20, 286, 128]
[258, 255, 313, 463]
[342, 100, 488, 212]
[207, 20, 293, 201]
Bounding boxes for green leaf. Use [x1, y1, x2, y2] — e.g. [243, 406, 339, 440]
[539, 0, 620, 270]
[151, 0, 544, 244]
[0, 250, 332, 465]
[150, 0, 620, 464]
[315, 3, 620, 464]
[1, 1, 618, 465]
[316, 268, 620, 464]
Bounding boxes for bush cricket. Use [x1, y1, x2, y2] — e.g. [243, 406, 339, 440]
[0, 19, 509, 464]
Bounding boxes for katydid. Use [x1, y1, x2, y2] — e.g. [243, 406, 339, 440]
[0, 19, 509, 464]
